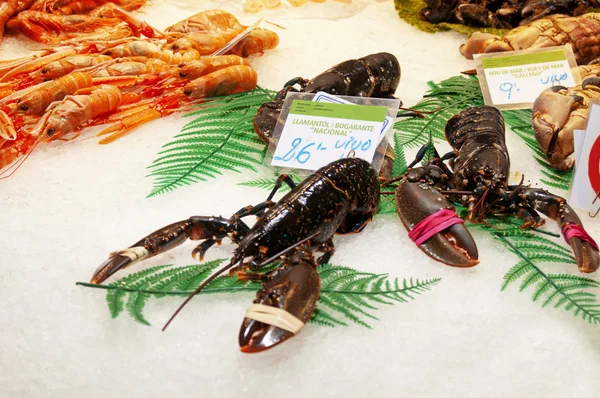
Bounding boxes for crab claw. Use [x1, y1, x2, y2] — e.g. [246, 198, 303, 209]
[395, 181, 479, 267]
[460, 32, 504, 60]
[532, 86, 584, 170]
[239, 252, 320, 353]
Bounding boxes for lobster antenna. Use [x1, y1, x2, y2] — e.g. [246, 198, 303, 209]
[162, 256, 241, 332]
[162, 231, 321, 331]
[255, 231, 321, 269]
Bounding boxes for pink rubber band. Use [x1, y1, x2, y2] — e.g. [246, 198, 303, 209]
[562, 224, 599, 250]
[408, 208, 464, 246]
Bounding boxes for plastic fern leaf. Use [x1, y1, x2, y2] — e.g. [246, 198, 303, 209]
[78, 262, 440, 328]
[147, 88, 276, 197]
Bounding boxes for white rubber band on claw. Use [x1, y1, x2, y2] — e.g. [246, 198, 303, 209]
[244, 304, 305, 334]
[109, 246, 149, 264]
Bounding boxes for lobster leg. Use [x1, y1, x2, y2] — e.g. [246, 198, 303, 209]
[91, 216, 250, 284]
[239, 246, 320, 353]
[523, 188, 599, 273]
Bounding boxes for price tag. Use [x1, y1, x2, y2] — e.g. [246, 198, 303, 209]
[312, 91, 394, 144]
[570, 102, 600, 214]
[267, 94, 394, 172]
[475, 45, 580, 110]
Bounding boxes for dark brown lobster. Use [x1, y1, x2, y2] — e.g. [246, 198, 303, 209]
[253, 52, 401, 179]
[91, 157, 380, 352]
[389, 105, 599, 273]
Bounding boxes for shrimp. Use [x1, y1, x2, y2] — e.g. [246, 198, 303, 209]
[0, 0, 19, 43]
[36, 84, 125, 141]
[103, 40, 200, 64]
[8, 4, 158, 44]
[30, 54, 112, 82]
[166, 10, 279, 57]
[9, 71, 94, 115]
[91, 59, 173, 78]
[177, 55, 250, 80]
[95, 64, 258, 144]
[227, 28, 279, 57]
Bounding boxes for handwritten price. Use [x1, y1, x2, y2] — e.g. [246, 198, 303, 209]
[498, 72, 570, 101]
[274, 136, 373, 164]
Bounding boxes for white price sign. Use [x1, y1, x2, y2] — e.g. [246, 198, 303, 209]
[475, 46, 580, 110]
[269, 99, 387, 171]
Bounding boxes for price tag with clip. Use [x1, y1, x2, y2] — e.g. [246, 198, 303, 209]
[570, 101, 600, 216]
[474, 45, 580, 110]
[265, 92, 400, 174]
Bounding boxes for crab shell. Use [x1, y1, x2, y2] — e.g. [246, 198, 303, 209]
[460, 13, 600, 63]
[532, 78, 600, 170]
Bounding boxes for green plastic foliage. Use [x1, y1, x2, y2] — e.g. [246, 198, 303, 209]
[78, 261, 440, 328]
[146, 88, 276, 197]
[469, 218, 600, 324]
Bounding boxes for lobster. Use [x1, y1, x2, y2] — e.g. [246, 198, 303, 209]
[253, 52, 401, 179]
[90, 157, 380, 352]
[532, 77, 600, 170]
[387, 105, 599, 273]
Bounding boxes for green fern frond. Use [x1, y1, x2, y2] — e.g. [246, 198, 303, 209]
[470, 220, 600, 325]
[78, 261, 440, 328]
[392, 134, 408, 177]
[394, 75, 483, 151]
[237, 172, 302, 193]
[146, 88, 276, 197]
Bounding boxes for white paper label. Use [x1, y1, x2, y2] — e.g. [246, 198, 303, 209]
[570, 104, 600, 214]
[270, 99, 386, 171]
[475, 46, 579, 109]
[312, 92, 393, 144]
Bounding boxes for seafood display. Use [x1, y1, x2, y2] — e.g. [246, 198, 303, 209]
[460, 13, 600, 63]
[253, 52, 400, 179]
[386, 105, 599, 273]
[0, 0, 149, 43]
[0, 9, 279, 173]
[243, 0, 353, 13]
[91, 157, 380, 352]
[420, 0, 599, 29]
[532, 77, 600, 170]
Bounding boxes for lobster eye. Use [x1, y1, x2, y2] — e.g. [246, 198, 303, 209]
[183, 88, 192, 96]
[18, 103, 29, 111]
[179, 71, 187, 78]
[47, 128, 55, 137]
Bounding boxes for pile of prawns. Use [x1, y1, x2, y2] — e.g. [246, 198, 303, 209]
[0, 4, 279, 176]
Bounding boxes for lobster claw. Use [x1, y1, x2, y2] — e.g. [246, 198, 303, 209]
[91, 247, 150, 284]
[239, 251, 320, 353]
[395, 181, 479, 267]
